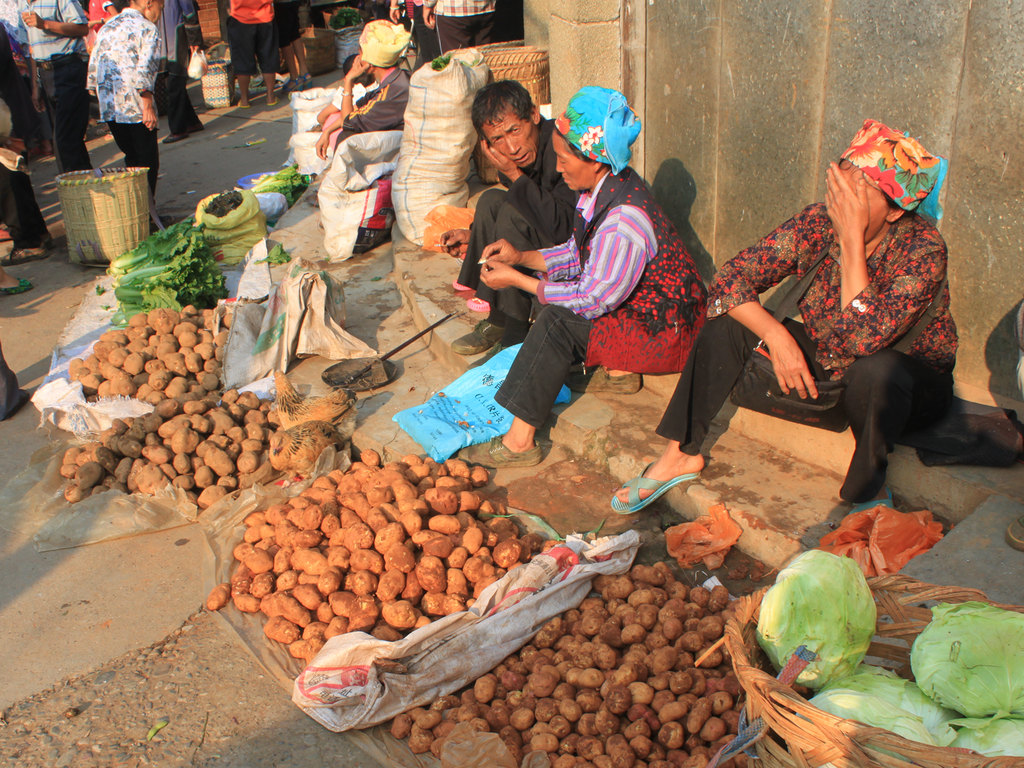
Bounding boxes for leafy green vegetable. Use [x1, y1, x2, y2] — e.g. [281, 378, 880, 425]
[259, 243, 291, 265]
[756, 550, 876, 689]
[251, 165, 310, 206]
[950, 717, 1024, 757]
[329, 7, 362, 29]
[95, 284, 105, 295]
[813, 665, 957, 745]
[431, 53, 452, 71]
[108, 223, 226, 325]
[911, 601, 1024, 718]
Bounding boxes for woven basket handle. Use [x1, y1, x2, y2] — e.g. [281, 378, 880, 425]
[706, 645, 818, 768]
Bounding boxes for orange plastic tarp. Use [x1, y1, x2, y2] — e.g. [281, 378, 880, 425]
[819, 506, 944, 577]
[422, 205, 475, 253]
[664, 504, 743, 570]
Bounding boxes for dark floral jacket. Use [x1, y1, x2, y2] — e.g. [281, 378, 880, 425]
[707, 203, 957, 377]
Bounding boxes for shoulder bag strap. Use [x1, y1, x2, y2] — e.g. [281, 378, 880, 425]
[770, 244, 831, 321]
[893, 277, 946, 354]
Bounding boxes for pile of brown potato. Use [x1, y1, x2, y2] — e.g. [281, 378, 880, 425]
[207, 451, 543, 662]
[60, 389, 276, 507]
[68, 307, 227, 403]
[389, 563, 746, 768]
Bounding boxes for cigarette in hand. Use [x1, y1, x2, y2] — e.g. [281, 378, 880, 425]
[478, 256, 487, 265]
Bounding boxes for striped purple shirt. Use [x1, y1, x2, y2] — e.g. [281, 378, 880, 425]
[536, 176, 657, 320]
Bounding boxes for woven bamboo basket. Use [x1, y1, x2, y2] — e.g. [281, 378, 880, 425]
[300, 27, 337, 76]
[201, 58, 234, 108]
[474, 41, 550, 183]
[56, 168, 150, 266]
[724, 573, 1024, 768]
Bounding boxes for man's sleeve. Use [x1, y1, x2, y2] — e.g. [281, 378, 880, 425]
[137, 25, 160, 91]
[504, 173, 576, 245]
[342, 85, 406, 133]
[59, 0, 89, 25]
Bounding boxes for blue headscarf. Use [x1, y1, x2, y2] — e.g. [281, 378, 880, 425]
[555, 86, 641, 174]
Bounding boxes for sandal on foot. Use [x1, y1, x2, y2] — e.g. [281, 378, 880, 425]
[1, 243, 50, 265]
[611, 462, 701, 514]
[0, 277, 32, 295]
[847, 487, 895, 515]
[461, 436, 547, 468]
[1006, 516, 1024, 551]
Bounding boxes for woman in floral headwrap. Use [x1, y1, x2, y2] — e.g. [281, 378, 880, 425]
[463, 86, 707, 469]
[611, 119, 958, 514]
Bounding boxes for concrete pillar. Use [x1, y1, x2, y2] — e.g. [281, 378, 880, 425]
[547, 0, 622, 112]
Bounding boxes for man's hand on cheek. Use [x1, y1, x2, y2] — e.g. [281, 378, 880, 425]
[480, 139, 521, 180]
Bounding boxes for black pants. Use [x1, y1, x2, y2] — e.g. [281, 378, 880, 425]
[0, 339, 21, 420]
[0, 163, 49, 247]
[0, 27, 40, 144]
[656, 313, 954, 503]
[436, 11, 495, 52]
[108, 121, 159, 196]
[38, 55, 91, 173]
[410, 4, 441, 67]
[165, 59, 201, 136]
[495, 305, 591, 429]
[456, 188, 548, 341]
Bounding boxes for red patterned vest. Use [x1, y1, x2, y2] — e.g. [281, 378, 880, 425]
[579, 169, 707, 373]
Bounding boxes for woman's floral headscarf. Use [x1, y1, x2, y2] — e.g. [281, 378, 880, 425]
[841, 119, 948, 220]
[554, 86, 641, 174]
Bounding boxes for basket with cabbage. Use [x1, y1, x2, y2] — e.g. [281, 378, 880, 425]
[723, 551, 1024, 767]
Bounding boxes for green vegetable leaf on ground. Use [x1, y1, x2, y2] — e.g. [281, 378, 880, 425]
[258, 243, 292, 265]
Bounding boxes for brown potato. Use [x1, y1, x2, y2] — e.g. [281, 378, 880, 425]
[381, 600, 417, 629]
[264, 616, 301, 644]
[206, 583, 231, 610]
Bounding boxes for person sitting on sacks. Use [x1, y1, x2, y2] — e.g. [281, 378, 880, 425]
[314, 19, 410, 161]
[610, 119, 958, 515]
[439, 79, 576, 355]
[462, 86, 707, 469]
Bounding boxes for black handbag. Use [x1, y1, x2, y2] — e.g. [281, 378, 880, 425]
[729, 249, 942, 433]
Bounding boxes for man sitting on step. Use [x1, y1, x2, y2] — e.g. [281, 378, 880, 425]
[439, 79, 576, 355]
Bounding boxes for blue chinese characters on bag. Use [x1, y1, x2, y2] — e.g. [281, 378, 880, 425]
[392, 345, 571, 461]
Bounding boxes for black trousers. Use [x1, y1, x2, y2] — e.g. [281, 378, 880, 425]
[409, 4, 441, 67]
[165, 59, 201, 136]
[435, 11, 495, 52]
[456, 188, 548, 333]
[495, 305, 591, 429]
[38, 55, 91, 173]
[656, 313, 954, 503]
[0, 339, 21, 420]
[108, 121, 159, 196]
[0, 163, 49, 247]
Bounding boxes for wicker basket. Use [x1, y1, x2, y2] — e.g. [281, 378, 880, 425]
[300, 27, 337, 76]
[724, 573, 1024, 768]
[473, 41, 550, 183]
[56, 168, 150, 266]
[201, 58, 234, 108]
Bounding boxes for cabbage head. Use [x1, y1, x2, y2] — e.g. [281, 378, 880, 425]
[950, 717, 1024, 757]
[810, 689, 943, 745]
[910, 601, 1024, 718]
[756, 550, 876, 689]
[815, 665, 957, 745]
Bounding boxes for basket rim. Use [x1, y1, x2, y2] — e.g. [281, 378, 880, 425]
[56, 167, 150, 185]
[724, 573, 1024, 768]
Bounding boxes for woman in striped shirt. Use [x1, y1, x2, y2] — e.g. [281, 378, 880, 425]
[463, 86, 707, 469]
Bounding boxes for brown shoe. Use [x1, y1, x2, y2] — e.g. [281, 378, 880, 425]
[567, 367, 642, 394]
[452, 320, 504, 355]
[461, 436, 548, 468]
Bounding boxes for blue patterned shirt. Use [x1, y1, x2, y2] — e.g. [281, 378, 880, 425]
[17, 0, 87, 61]
[86, 8, 160, 123]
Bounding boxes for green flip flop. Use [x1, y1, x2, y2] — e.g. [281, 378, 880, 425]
[611, 462, 701, 514]
[0, 277, 32, 295]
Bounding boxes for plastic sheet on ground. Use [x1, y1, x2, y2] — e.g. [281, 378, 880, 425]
[31, 249, 271, 438]
[291, 530, 640, 732]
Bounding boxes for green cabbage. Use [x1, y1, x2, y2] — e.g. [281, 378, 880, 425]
[756, 550, 876, 689]
[950, 717, 1024, 757]
[810, 689, 943, 745]
[910, 601, 1024, 718]
[814, 665, 957, 745]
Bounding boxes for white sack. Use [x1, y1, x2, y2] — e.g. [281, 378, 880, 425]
[287, 87, 335, 167]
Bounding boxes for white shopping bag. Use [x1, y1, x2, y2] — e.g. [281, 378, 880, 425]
[187, 49, 208, 80]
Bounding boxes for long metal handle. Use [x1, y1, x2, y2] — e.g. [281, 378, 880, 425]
[377, 312, 456, 363]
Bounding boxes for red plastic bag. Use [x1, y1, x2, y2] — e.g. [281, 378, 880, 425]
[819, 506, 944, 577]
[422, 205, 475, 253]
[664, 504, 742, 570]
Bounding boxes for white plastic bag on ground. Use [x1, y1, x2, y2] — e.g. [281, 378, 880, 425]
[292, 530, 640, 732]
[255, 192, 288, 224]
[391, 49, 489, 245]
[319, 130, 402, 261]
[287, 87, 335, 167]
[221, 260, 376, 389]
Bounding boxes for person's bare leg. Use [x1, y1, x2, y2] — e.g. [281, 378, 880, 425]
[502, 417, 536, 453]
[0, 266, 18, 288]
[238, 74, 252, 106]
[281, 43, 298, 79]
[293, 38, 308, 78]
[613, 441, 705, 505]
[263, 72, 277, 104]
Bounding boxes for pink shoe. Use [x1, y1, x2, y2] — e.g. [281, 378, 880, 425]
[466, 297, 489, 313]
[452, 280, 472, 292]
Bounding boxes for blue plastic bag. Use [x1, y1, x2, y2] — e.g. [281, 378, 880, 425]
[392, 344, 571, 461]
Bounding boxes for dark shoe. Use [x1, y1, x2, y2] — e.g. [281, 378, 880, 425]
[1, 389, 30, 420]
[452, 320, 504, 355]
[188, 123, 205, 134]
[567, 367, 642, 394]
[0, 277, 32, 295]
[462, 436, 548, 468]
[162, 132, 189, 144]
[1006, 517, 1024, 551]
[2, 240, 51, 265]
